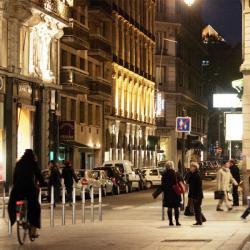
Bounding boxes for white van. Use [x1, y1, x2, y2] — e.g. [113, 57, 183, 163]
[102, 160, 140, 192]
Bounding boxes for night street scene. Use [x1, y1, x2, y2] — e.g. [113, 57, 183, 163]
[2, 0, 250, 249]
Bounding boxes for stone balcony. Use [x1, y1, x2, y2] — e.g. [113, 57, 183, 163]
[31, 0, 69, 20]
[61, 19, 89, 50]
[89, 0, 112, 19]
[88, 34, 112, 61]
[88, 76, 112, 101]
[60, 66, 89, 93]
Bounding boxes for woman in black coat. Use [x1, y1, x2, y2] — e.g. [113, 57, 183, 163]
[161, 161, 182, 226]
[188, 161, 205, 225]
[8, 149, 45, 237]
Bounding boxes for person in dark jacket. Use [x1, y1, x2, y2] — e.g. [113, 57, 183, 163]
[48, 161, 61, 206]
[229, 159, 241, 206]
[188, 161, 205, 225]
[8, 149, 45, 237]
[61, 160, 78, 204]
[161, 161, 182, 226]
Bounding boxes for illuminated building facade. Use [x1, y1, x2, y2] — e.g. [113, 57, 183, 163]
[0, 0, 69, 184]
[102, 0, 156, 167]
[155, 0, 208, 165]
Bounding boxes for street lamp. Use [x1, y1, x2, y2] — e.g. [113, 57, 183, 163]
[184, 0, 195, 6]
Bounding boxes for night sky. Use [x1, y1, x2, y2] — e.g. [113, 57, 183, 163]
[202, 0, 242, 46]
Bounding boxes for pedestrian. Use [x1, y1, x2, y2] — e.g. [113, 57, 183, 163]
[184, 168, 194, 216]
[48, 160, 61, 207]
[216, 159, 238, 211]
[61, 160, 78, 204]
[229, 159, 241, 206]
[161, 161, 182, 226]
[188, 161, 206, 225]
[8, 149, 45, 237]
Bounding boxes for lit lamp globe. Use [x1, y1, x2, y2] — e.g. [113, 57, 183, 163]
[184, 0, 195, 6]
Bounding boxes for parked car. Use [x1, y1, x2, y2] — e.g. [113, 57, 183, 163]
[198, 161, 218, 180]
[93, 166, 129, 194]
[142, 168, 162, 189]
[90, 169, 114, 196]
[134, 168, 147, 190]
[102, 160, 140, 192]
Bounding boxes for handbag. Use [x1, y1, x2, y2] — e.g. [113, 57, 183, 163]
[214, 190, 225, 199]
[152, 186, 162, 199]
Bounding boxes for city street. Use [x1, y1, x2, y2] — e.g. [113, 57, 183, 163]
[1, 181, 250, 249]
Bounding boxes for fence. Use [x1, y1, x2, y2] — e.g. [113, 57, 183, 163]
[4, 185, 103, 235]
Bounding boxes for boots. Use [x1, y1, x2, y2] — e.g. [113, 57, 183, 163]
[174, 208, 181, 226]
[167, 209, 174, 226]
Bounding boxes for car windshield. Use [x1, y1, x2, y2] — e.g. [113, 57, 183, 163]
[91, 171, 100, 179]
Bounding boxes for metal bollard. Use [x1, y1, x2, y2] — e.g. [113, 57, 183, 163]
[162, 193, 165, 221]
[38, 188, 42, 205]
[62, 186, 66, 225]
[98, 187, 102, 222]
[8, 186, 12, 235]
[2, 182, 6, 218]
[72, 187, 76, 224]
[81, 187, 85, 223]
[50, 186, 54, 227]
[90, 187, 94, 222]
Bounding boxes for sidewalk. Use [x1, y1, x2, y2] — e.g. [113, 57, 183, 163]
[0, 191, 250, 250]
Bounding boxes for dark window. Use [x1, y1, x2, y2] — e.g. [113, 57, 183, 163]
[80, 58, 85, 70]
[71, 99, 76, 120]
[149, 170, 158, 176]
[96, 106, 100, 126]
[79, 102, 85, 123]
[88, 104, 93, 125]
[61, 50, 68, 66]
[61, 97, 67, 120]
[71, 54, 76, 67]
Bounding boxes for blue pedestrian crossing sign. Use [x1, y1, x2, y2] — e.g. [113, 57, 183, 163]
[176, 117, 191, 132]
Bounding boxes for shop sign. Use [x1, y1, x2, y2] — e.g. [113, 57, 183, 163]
[59, 121, 75, 141]
[176, 117, 191, 132]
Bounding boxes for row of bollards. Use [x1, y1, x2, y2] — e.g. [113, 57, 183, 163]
[46, 185, 102, 227]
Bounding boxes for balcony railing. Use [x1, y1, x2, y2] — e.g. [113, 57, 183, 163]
[61, 19, 89, 50]
[89, 34, 112, 61]
[60, 66, 89, 91]
[31, 0, 69, 20]
[89, 0, 112, 15]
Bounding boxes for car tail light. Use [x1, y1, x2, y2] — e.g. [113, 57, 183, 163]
[81, 178, 88, 185]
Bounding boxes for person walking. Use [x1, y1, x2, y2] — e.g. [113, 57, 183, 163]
[48, 160, 61, 207]
[61, 160, 78, 204]
[188, 162, 205, 225]
[161, 161, 182, 226]
[229, 159, 241, 206]
[216, 159, 238, 211]
[8, 149, 45, 237]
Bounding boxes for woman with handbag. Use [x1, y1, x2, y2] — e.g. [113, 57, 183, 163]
[216, 159, 238, 211]
[161, 161, 182, 226]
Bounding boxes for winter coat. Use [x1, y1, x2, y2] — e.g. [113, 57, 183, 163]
[8, 159, 45, 228]
[61, 165, 78, 188]
[217, 167, 237, 192]
[230, 164, 240, 184]
[188, 171, 203, 199]
[161, 169, 181, 208]
[49, 166, 61, 188]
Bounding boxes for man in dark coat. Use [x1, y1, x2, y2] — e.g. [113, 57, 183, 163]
[8, 149, 45, 237]
[188, 161, 205, 225]
[229, 159, 241, 206]
[61, 160, 78, 203]
[48, 161, 61, 206]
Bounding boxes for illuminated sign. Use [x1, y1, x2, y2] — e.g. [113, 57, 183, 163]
[213, 94, 242, 108]
[176, 117, 191, 132]
[156, 92, 165, 117]
[225, 113, 243, 141]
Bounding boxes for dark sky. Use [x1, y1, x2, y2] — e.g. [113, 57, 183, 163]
[202, 0, 242, 46]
